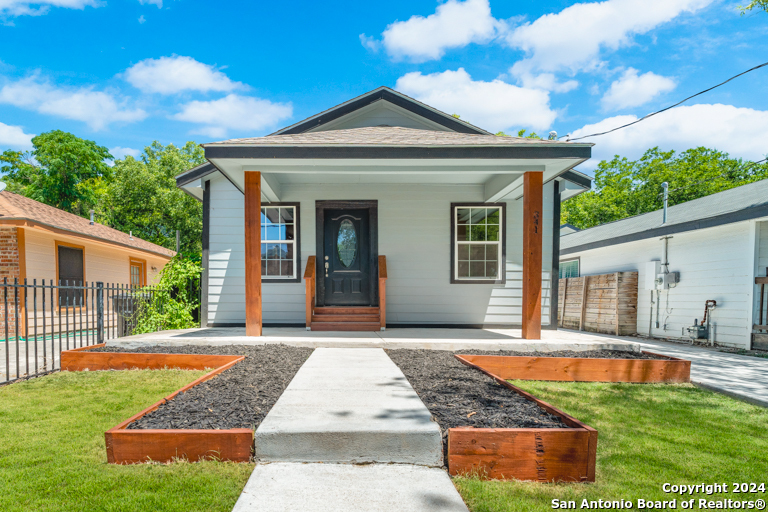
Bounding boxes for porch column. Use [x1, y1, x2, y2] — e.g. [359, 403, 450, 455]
[522, 171, 543, 339]
[244, 171, 262, 336]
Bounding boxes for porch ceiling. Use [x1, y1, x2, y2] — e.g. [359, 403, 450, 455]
[208, 157, 585, 202]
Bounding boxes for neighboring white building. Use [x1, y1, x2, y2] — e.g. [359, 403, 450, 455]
[559, 180, 768, 349]
[177, 87, 593, 337]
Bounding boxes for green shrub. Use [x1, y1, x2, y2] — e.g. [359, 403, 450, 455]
[132, 254, 202, 334]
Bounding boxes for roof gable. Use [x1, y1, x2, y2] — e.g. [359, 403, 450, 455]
[271, 87, 491, 136]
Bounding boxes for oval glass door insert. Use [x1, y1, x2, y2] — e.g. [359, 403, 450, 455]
[337, 219, 357, 267]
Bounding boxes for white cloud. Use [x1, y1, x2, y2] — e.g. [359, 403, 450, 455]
[138, 0, 161, 7]
[395, 68, 556, 132]
[110, 146, 141, 160]
[601, 68, 676, 111]
[382, 0, 503, 62]
[517, 72, 579, 93]
[507, 0, 713, 78]
[0, 75, 146, 130]
[569, 104, 768, 168]
[359, 33, 380, 52]
[0, 0, 100, 17]
[124, 56, 242, 95]
[138, 14, 145, 23]
[0, 121, 33, 149]
[172, 94, 293, 138]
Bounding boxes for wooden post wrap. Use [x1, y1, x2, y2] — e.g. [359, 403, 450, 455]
[522, 171, 543, 339]
[378, 255, 387, 330]
[244, 172, 262, 336]
[304, 256, 316, 329]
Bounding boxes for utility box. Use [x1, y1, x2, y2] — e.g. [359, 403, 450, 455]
[645, 261, 661, 290]
[657, 271, 680, 289]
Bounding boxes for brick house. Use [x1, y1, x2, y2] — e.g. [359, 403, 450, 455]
[0, 191, 175, 336]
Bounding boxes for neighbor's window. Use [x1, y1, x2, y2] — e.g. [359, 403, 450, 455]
[452, 204, 505, 283]
[559, 259, 579, 279]
[57, 244, 84, 306]
[130, 259, 145, 288]
[261, 204, 300, 281]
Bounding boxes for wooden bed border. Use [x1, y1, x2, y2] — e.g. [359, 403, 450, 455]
[455, 351, 690, 383]
[450, 354, 598, 482]
[61, 345, 253, 464]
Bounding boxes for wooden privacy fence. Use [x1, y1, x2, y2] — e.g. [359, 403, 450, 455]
[558, 271, 638, 336]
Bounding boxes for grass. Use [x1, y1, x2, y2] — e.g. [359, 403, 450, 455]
[0, 370, 254, 512]
[454, 381, 768, 512]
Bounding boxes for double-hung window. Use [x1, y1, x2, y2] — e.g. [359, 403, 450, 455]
[451, 203, 506, 284]
[261, 203, 301, 283]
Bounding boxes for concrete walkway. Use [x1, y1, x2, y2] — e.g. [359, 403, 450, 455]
[635, 338, 768, 408]
[254, 348, 442, 465]
[232, 463, 468, 512]
[235, 347, 465, 511]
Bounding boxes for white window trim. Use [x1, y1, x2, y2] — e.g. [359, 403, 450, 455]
[452, 204, 505, 283]
[261, 204, 299, 281]
[559, 258, 580, 279]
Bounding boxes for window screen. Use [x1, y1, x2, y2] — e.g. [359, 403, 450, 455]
[58, 245, 84, 306]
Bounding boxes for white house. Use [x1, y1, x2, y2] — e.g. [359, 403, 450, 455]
[559, 180, 768, 350]
[176, 87, 593, 338]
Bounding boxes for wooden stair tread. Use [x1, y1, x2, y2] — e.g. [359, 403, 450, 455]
[312, 314, 380, 323]
[310, 322, 381, 332]
[313, 307, 379, 314]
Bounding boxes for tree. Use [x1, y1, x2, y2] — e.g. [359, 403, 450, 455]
[496, 129, 543, 139]
[739, 0, 768, 14]
[0, 130, 112, 215]
[96, 141, 204, 253]
[561, 147, 768, 230]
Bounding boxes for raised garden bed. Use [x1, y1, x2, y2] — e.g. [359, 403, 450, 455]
[455, 350, 690, 383]
[61, 344, 312, 464]
[387, 349, 597, 483]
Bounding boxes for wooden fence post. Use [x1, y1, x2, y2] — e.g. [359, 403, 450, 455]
[579, 276, 589, 331]
[614, 272, 620, 336]
[559, 278, 567, 328]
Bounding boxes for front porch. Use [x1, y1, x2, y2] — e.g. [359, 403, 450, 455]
[102, 326, 640, 352]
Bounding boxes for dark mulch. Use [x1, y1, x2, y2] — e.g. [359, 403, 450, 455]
[457, 349, 669, 359]
[92, 344, 313, 430]
[386, 349, 568, 442]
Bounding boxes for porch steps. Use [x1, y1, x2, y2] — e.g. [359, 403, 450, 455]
[310, 307, 381, 331]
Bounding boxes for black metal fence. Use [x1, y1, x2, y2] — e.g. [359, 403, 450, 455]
[0, 279, 167, 385]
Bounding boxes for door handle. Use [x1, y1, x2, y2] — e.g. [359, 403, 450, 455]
[325, 262, 329, 269]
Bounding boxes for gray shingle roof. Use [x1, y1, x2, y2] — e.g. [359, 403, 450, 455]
[205, 126, 593, 148]
[560, 179, 768, 254]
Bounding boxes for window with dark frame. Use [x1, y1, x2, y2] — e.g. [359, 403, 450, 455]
[261, 204, 300, 281]
[452, 204, 505, 283]
[57, 244, 84, 306]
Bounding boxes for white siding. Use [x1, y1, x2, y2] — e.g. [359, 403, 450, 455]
[566, 222, 755, 348]
[206, 174, 555, 327]
[759, 221, 768, 274]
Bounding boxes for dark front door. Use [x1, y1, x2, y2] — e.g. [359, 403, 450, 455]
[322, 209, 372, 306]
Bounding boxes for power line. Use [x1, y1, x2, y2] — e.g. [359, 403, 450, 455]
[565, 61, 768, 142]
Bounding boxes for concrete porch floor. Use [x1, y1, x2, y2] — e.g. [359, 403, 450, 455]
[106, 326, 641, 352]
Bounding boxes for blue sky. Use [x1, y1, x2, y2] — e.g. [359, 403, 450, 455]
[0, 0, 766, 171]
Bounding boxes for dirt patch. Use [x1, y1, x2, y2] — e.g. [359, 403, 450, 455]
[457, 349, 669, 359]
[92, 344, 312, 430]
[386, 349, 567, 442]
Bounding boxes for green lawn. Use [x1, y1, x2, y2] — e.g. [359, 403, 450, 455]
[0, 370, 254, 512]
[454, 381, 768, 512]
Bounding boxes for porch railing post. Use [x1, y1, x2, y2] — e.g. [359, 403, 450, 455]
[96, 282, 104, 343]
